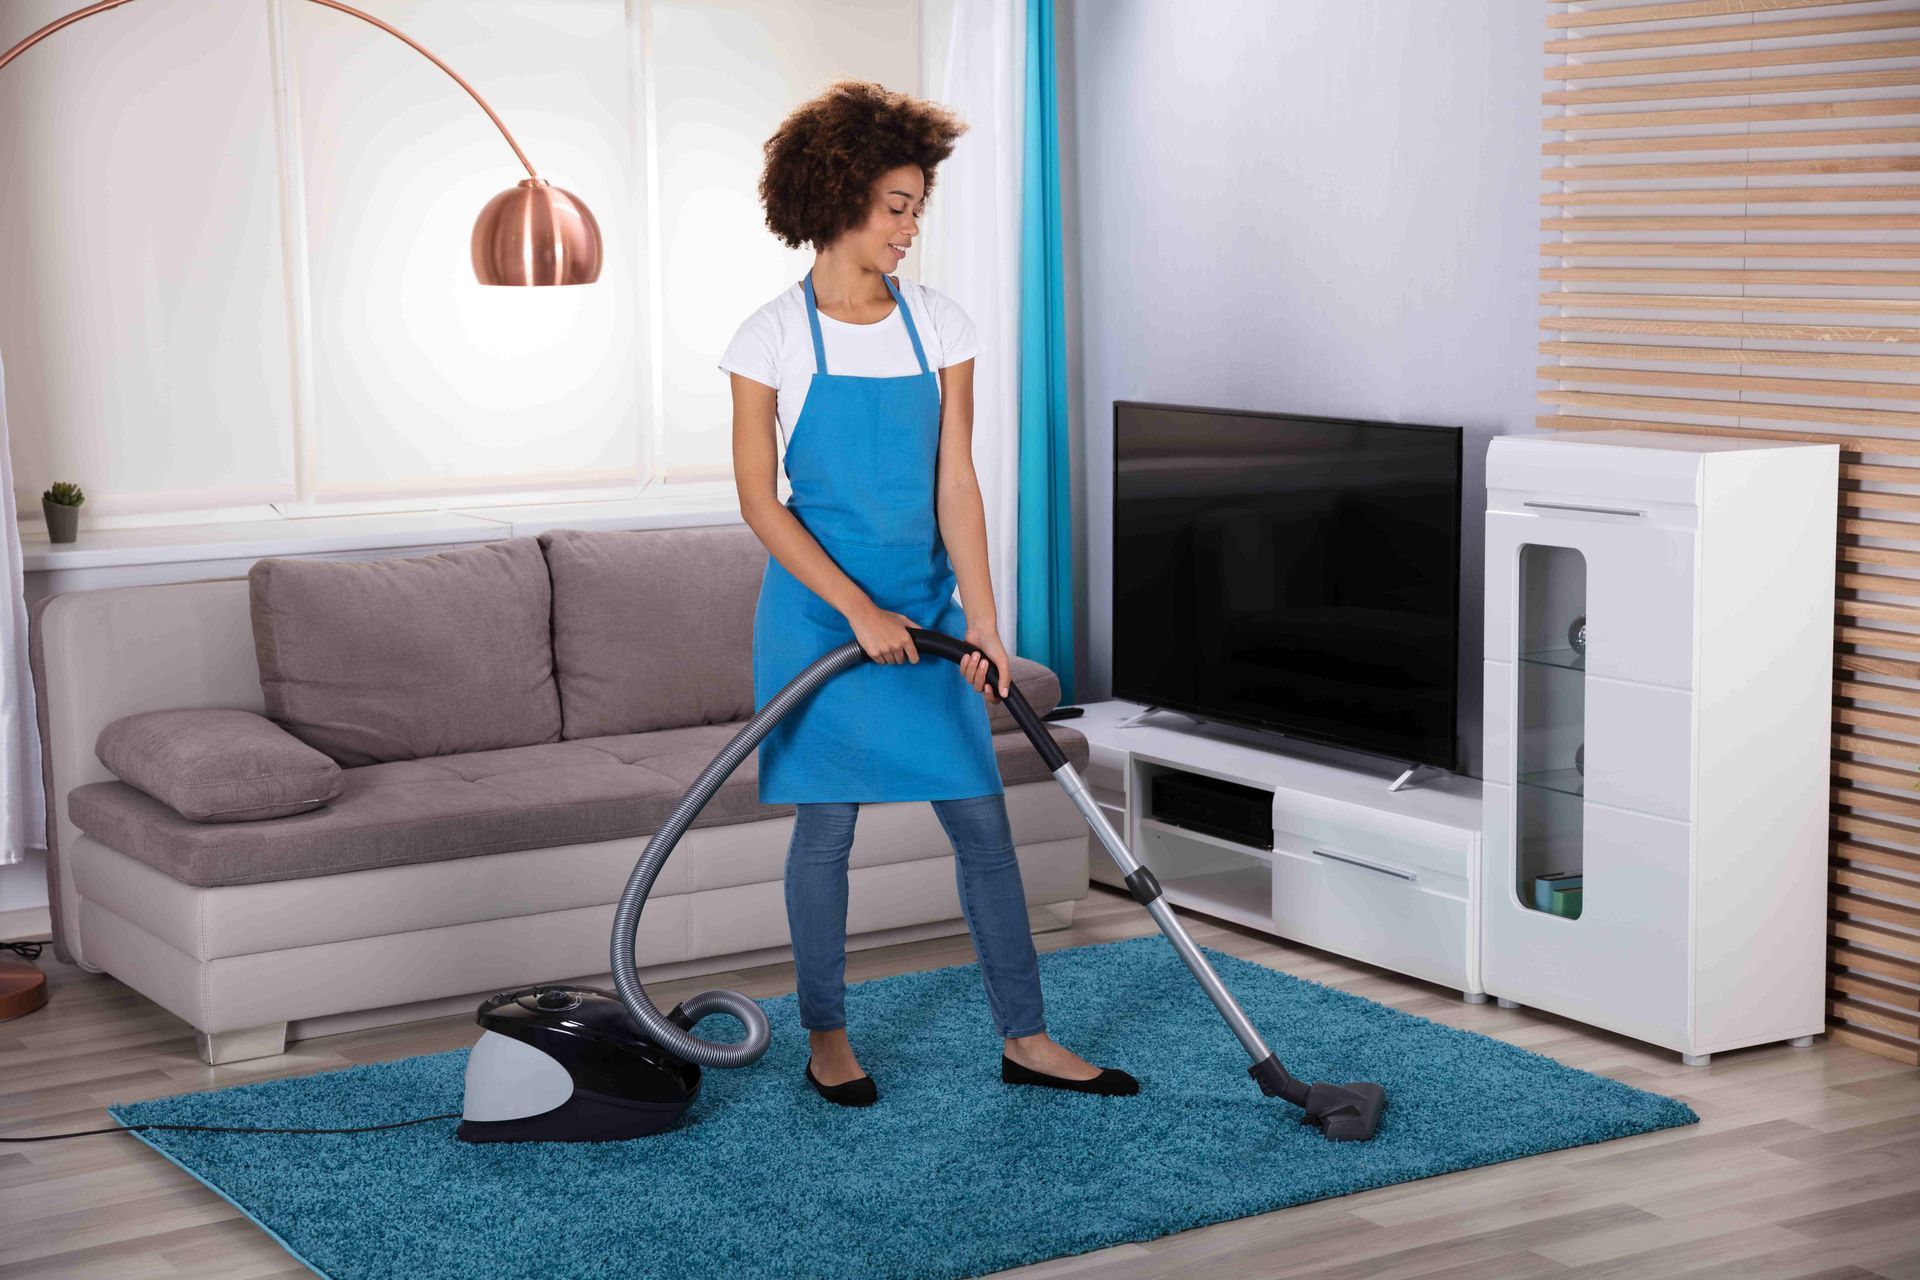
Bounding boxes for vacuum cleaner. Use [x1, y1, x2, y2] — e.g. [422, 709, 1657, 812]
[456, 631, 1388, 1144]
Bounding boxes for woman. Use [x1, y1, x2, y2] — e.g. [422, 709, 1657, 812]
[719, 79, 1137, 1107]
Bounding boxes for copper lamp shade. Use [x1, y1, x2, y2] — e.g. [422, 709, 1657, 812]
[5, 0, 609, 289]
[472, 179, 602, 286]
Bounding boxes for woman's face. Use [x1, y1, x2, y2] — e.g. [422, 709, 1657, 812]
[849, 164, 926, 273]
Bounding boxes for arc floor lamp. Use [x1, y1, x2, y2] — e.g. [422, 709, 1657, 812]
[0, 0, 606, 1021]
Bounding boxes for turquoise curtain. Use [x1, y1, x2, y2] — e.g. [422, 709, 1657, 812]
[1016, 0, 1075, 704]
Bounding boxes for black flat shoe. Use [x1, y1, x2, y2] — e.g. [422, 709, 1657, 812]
[806, 1056, 877, 1107]
[1001, 1053, 1140, 1096]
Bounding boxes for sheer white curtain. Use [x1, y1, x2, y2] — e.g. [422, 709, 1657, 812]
[0, 350, 44, 868]
[921, 0, 1027, 647]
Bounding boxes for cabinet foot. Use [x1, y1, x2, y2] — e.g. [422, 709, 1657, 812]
[1789, 1035, 1815, 1048]
[1681, 1052, 1712, 1067]
[1462, 991, 1488, 1005]
[1495, 997, 1521, 1010]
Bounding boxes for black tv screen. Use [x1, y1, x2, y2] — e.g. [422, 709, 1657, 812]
[1113, 402, 1461, 771]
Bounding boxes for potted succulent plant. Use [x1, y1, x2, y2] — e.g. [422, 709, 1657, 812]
[41, 481, 83, 543]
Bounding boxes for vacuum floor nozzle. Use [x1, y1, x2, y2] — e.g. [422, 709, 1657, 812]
[1298, 1081, 1387, 1142]
[1248, 1052, 1388, 1141]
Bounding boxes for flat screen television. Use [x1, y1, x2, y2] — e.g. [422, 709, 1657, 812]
[1113, 401, 1462, 771]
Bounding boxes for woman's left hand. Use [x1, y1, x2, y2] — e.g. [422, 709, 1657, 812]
[960, 622, 1013, 704]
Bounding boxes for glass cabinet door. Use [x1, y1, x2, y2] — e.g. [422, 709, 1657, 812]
[1515, 544, 1585, 921]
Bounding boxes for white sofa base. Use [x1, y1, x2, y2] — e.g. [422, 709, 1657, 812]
[186, 902, 1079, 1064]
[68, 780, 1092, 1063]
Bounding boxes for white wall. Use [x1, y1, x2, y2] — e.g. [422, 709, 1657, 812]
[1058, 0, 1549, 777]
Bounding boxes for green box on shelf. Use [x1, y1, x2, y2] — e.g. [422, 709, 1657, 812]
[1532, 871, 1582, 917]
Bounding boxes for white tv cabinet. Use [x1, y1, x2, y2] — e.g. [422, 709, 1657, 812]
[1482, 430, 1836, 1066]
[1072, 700, 1484, 1000]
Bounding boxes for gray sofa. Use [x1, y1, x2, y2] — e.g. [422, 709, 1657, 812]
[29, 523, 1091, 1064]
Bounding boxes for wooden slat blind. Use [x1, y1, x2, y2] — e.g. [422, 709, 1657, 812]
[1544, 0, 1920, 1066]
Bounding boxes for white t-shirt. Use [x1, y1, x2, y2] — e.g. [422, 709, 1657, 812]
[717, 275, 980, 455]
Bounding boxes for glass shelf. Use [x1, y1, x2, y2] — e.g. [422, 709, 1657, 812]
[1516, 545, 1586, 921]
[1520, 647, 1586, 673]
[1520, 767, 1584, 799]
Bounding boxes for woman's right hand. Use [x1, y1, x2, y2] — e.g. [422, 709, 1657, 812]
[849, 603, 922, 665]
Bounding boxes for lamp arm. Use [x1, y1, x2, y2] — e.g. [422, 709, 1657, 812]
[0, 0, 540, 181]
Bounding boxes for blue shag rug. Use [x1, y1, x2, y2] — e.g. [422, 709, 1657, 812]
[109, 936, 1696, 1280]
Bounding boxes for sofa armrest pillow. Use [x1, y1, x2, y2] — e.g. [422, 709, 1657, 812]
[987, 656, 1063, 733]
[95, 708, 344, 822]
[248, 538, 563, 766]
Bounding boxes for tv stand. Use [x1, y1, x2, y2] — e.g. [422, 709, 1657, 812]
[1112, 704, 1205, 730]
[1072, 699, 1484, 1000]
[1388, 764, 1445, 794]
[1115, 706, 1452, 795]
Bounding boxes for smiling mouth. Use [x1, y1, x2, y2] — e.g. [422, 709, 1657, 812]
[887, 242, 909, 256]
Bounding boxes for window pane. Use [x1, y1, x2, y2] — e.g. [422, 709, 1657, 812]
[651, 0, 919, 483]
[0, 0, 297, 519]
[292, 0, 640, 503]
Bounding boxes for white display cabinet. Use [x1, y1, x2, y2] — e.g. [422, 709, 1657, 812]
[1482, 429, 1837, 1064]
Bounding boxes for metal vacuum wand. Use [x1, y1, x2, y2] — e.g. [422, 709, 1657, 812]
[907, 629, 1388, 1143]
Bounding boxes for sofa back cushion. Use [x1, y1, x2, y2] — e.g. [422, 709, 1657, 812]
[249, 538, 563, 765]
[540, 525, 763, 738]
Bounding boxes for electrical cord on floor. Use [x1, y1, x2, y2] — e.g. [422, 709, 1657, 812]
[0, 936, 462, 1140]
[1, 1113, 461, 1141]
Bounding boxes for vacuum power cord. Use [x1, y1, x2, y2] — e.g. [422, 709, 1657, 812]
[2, 1113, 461, 1141]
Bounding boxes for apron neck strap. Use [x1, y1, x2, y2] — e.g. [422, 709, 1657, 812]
[882, 273, 932, 376]
[802, 270, 830, 375]
[801, 269, 933, 378]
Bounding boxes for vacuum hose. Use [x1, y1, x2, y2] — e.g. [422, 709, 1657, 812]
[608, 629, 1388, 1139]
[608, 629, 1049, 1070]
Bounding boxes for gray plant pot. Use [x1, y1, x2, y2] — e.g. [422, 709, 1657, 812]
[41, 498, 80, 543]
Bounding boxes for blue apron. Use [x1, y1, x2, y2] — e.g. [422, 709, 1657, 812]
[751, 270, 1004, 805]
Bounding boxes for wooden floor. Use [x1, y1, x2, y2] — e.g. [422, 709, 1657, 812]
[2, 883, 1918, 1280]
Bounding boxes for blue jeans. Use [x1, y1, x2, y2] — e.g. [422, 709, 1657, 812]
[784, 792, 1047, 1039]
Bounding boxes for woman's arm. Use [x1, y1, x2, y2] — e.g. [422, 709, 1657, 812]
[934, 358, 1012, 698]
[730, 372, 873, 620]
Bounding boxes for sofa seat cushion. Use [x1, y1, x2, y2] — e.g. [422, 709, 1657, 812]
[66, 721, 1090, 888]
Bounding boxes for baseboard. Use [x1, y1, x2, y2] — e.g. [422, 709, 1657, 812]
[0, 906, 52, 943]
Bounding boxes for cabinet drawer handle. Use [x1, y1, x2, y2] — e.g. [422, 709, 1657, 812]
[1522, 500, 1643, 519]
[1311, 847, 1420, 882]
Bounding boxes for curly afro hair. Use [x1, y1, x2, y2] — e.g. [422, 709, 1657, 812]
[758, 79, 968, 251]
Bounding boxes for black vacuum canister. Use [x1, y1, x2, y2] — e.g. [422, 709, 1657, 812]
[456, 985, 701, 1143]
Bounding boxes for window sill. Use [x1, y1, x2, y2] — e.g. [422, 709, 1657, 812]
[19, 489, 743, 573]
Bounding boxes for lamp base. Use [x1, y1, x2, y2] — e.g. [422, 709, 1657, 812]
[0, 955, 48, 1021]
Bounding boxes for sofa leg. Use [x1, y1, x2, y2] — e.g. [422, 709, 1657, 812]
[1026, 899, 1078, 933]
[196, 1023, 288, 1065]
